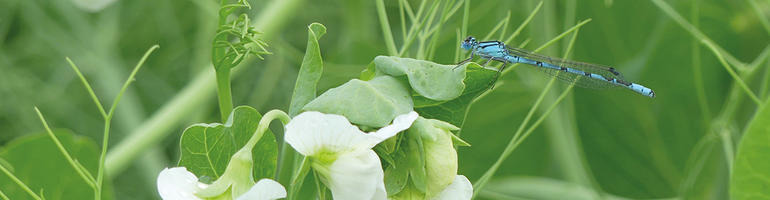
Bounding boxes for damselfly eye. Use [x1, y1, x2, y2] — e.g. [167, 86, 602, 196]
[465, 36, 474, 42]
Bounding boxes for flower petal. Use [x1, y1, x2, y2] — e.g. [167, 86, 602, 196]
[367, 111, 419, 148]
[285, 111, 418, 156]
[326, 150, 387, 200]
[285, 111, 367, 156]
[235, 179, 287, 200]
[431, 175, 473, 200]
[157, 167, 205, 200]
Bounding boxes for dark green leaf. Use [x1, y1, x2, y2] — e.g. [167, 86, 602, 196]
[178, 106, 277, 182]
[415, 63, 497, 127]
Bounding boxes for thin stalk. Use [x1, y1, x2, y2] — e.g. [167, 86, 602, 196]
[503, 1, 544, 44]
[65, 58, 107, 118]
[498, 10, 511, 40]
[500, 19, 591, 76]
[482, 12, 510, 41]
[748, 0, 770, 36]
[760, 60, 770, 99]
[376, 0, 399, 56]
[718, 128, 734, 172]
[703, 40, 761, 105]
[94, 45, 158, 199]
[397, 0, 432, 56]
[33, 107, 96, 188]
[473, 25, 583, 198]
[690, 0, 711, 123]
[650, 0, 748, 70]
[0, 188, 8, 200]
[472, 76, 567, 198]
[35, 112, 98, 190]
[289, 157, 311, 200]
[0, 163, 41, 200]
[399, 0, 407, 40]
[460, 0, 469, 42]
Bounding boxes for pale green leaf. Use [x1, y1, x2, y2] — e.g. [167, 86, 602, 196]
[302, 76, 413, 127]
[731, 100, 770, 200]
[288, 23, 327, 117]
[374, 56, 466, 101]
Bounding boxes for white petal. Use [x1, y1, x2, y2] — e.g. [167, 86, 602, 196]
[285, 111, 419, 157]
[431, 175, 473, 200]
[367, 111, 419, 148]
[235, 179, 287, 200]
[285, 111, 367, 156]
[157, 167, 205, 200]
[326, 150, 387, 200]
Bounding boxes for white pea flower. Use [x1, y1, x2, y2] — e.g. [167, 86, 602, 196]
[156, 167, 286, 200]
[285, 111, 419, 200]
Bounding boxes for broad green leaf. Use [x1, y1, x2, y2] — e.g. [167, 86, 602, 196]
[0, 130, 105, 200]
[482, 177, 630, 200]
[374, 56, 466, 101]
[731, 100, 770, 200]
[302, 76, 413, 127]
[178, 106, 277, 182]
[288, 23, 327, 117]
[414, 63, 497, 126]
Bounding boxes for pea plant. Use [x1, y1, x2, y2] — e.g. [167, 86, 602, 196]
[2, 0, 770, 200]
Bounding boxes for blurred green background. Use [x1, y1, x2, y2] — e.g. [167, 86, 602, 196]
[1, 0, 769, 199]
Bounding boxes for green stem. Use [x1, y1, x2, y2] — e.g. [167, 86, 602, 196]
[34, 107, 96, 188]
[0, 163, 41, 200]
[289, 157, 311, 200]
[65, 57, 107, 118]
[703, 40, 761, 105]
[245, 110, 290, 149]
[216, 68, 234, 122]
[690, 0, 711, 124]
[375, 0, 398, 56]
[105, 0, 302, 177]
[650, 0, 748, 70]
[748, 0, 770, 36]
[0, 188, 8, 200]
[95, 45, 158, 200]
[473, 26, 583, 198]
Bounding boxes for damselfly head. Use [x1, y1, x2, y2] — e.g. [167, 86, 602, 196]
[461, 36, 476, 50]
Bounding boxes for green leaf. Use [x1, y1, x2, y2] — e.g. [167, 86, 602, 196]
[178, 106, 277, 182]
[0, 130, 105, 200]
[414, 63, 497, 126]
[384, 150, 409, 195]
[288, 23, 327, 117]
[374, 56, 467, 101]
[482, 177, 630, 200]
[302, 76, 413, 127]
[731, 100, 770, 200]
